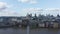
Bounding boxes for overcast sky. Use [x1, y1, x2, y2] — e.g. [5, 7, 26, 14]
[0, 0, 60, 16]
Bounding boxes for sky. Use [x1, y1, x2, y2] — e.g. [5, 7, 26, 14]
[0, 0, 60, 16]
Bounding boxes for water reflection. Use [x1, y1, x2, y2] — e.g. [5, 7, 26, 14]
[30, 28, 60, 34]
[47, 29, 59, 34]
[27, 26, 30, 34]
[0, 28, 60, 34]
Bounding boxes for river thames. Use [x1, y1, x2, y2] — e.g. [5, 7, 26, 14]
[0, 27, 60, 34]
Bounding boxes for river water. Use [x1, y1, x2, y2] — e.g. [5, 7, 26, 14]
[0, 27, 60, 34]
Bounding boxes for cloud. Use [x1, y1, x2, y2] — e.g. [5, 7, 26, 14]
[0, 8, 60, 16]
[18, 0, 38, 4]
[0, 2, 9, 11]
[29, 0, 38, 4]
[0, 2, 18, 16]
[0, 10, 21, 16]
[0, 2, 13, 12]
[18, 0, 29, 3]
[1, 7, 60, 16]
[0, 2, 60, 17]
[21, 8, 60, 16]
[45, 8, 60, 11]
[20, 8, 44, 16]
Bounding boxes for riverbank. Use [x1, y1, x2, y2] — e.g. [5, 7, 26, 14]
[0, 24, 60, 29]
